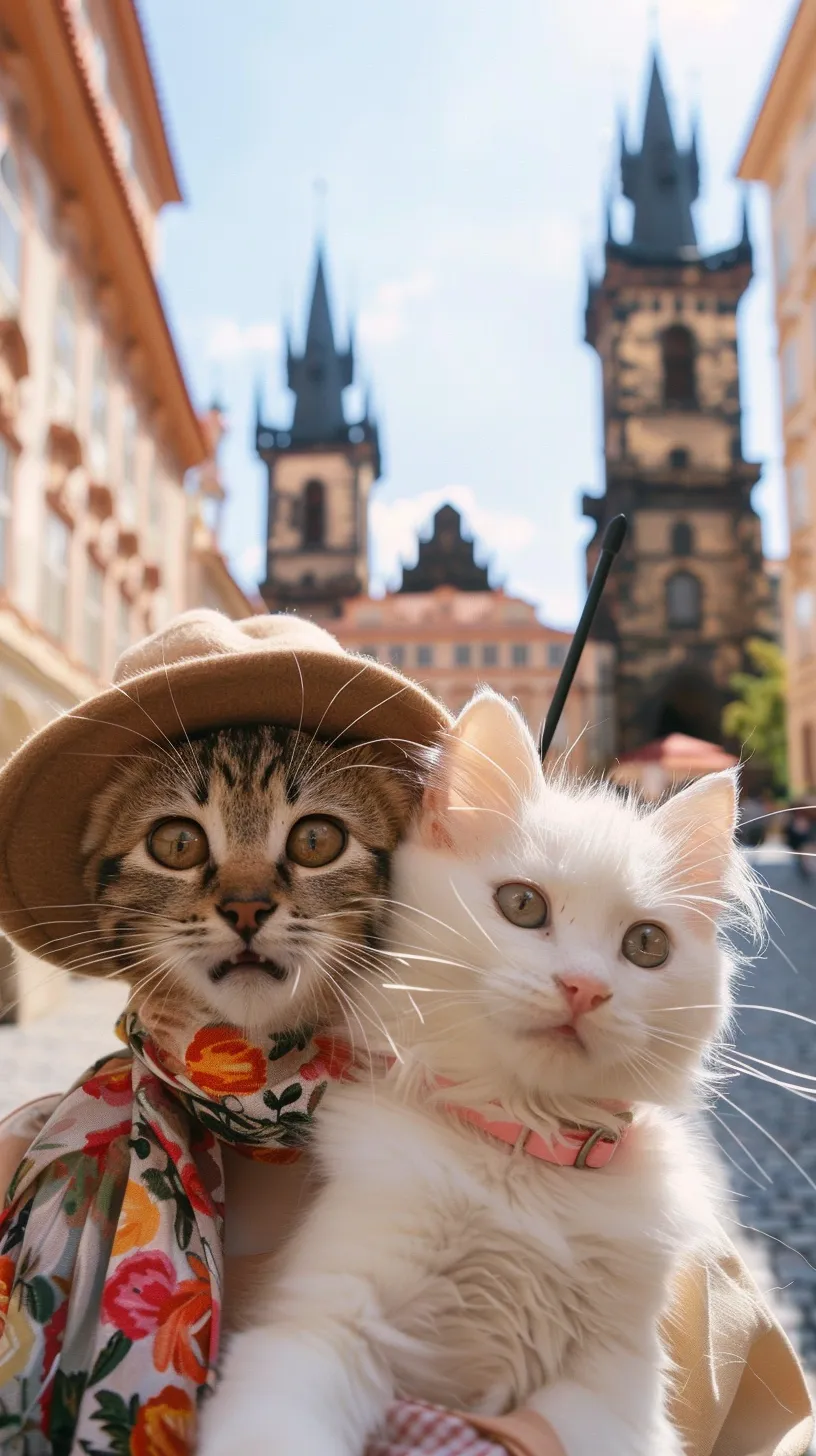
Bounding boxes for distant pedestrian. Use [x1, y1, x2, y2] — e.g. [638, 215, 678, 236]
[737, 794, 766, 848]
[784, 806, 812, 879]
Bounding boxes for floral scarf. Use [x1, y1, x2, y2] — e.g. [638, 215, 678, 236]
[0, 1009, 355, 1455]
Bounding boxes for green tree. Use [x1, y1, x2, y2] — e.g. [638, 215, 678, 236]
[722, 637, 787, 791]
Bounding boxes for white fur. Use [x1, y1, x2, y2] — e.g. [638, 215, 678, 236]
[201, 692, 762, 1456]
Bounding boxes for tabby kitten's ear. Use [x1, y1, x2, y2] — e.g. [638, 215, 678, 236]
[419, 691, 541, 855]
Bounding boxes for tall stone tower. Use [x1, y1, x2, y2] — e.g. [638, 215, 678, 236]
[257, 243, 380, 620]
[583, 53, 774, 754]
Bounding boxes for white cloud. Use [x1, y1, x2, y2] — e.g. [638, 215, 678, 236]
[369, 486, 537, 593]
[206, 319, 281, 361]
[359, 271, 436, 346]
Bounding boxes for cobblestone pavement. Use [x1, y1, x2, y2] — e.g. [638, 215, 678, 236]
[0, 975, 127, 1120]
[711, 850, 816, 1382]
[0, 860, 815, 1406]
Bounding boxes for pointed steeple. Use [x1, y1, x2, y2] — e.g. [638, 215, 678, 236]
[286, 243, 354, 442]
[605, 191, 615, 245]
[619, 51, 698, 258]
[739, 191, 751, 249]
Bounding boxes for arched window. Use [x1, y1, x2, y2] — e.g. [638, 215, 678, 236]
[666, 570, 701, 629]
[302, 479, 325, 547]
[671, 521, 693, 556]
[662, 325, 696, 407]
[0, 138, 22, 303]
[668, 447, 689, 469]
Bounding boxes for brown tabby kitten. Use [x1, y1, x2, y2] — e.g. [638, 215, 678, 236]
[80, 724, 420, 1039]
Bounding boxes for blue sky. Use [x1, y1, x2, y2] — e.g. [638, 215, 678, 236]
[142, 0, 795, 628]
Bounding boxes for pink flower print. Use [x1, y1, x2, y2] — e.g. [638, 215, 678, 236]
[102, 1251, 177, 1339]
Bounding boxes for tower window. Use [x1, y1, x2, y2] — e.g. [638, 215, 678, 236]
[302, 479, 325, 547]
[671, 522, 694, 556]
[668, 447, 689, 469]
[662, 325, 696, 407]
[666, 571, 701, 629]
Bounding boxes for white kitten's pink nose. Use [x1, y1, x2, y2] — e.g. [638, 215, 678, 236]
[556, 973, 612, 1019]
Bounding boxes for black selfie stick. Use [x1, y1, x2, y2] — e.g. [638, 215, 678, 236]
[539, 514, 627, 761]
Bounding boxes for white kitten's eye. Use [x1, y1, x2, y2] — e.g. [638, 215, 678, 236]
[622, 923, 670, 968]
[495, 882, 549, 929]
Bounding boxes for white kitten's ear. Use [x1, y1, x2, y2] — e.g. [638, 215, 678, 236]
[651, 769, 738, 909]
[420, 691, 541, 855]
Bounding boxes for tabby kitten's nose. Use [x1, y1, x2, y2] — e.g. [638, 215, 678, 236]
[216, 898, 274, 938]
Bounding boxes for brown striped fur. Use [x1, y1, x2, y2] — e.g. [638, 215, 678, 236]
[80, 725, 420, 1038]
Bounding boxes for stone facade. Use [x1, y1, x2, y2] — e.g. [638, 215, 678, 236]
[584, 55, 774, 757]
[738, 0, 816, 794]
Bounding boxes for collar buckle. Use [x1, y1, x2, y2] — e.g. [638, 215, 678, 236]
[569, 1110, 633, 1170]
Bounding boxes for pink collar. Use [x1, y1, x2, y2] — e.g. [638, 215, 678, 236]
[385, 1054, 633, 1170]
[342, 1043, 633, 1171]
[444, 1099, 633, 1170]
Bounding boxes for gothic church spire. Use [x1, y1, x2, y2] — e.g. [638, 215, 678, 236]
[619, 51, 698, 258]
[286, 243, 354, 442]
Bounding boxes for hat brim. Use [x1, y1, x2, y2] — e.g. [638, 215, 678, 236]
[0, 650, 450, 964]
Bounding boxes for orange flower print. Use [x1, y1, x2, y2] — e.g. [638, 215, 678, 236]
[112, 1180, 161, 1256]
[0, 1253, 15, 1326]
[83, 1062, 133, 1106]
[184, 1027, 266, 1097]
[153, 1254, 212, 1384]
[130, 1384, 195, 1456]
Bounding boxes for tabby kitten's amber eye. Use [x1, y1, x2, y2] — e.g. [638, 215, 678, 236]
[287, 816, 347, 868]
[622, 923, 670, 969]
[495, 882, 549, 929]
[147, 818, 209, 871]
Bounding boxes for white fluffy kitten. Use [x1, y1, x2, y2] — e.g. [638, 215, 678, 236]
[201, 692, 761, 1456]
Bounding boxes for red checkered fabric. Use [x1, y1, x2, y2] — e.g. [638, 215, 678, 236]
[369, 1402, 509, 1456]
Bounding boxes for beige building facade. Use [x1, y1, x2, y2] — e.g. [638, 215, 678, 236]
[739, 0, 816, 792]
[0, 0, 250, 1021]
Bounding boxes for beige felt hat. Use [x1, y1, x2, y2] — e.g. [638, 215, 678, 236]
[0, 608, 450, 962]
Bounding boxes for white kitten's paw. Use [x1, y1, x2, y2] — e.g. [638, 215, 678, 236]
[199, 1401, 348, 1456]
[199, 1330, 355, 1456]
